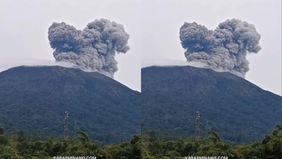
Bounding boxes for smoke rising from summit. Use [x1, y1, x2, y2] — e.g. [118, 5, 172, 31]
[48, 19, 130, 77]
[179, 19, 261, 77]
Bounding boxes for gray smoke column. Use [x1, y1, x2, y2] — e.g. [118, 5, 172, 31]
[48, 19, 130, 77]
[179, 19, 261, 77]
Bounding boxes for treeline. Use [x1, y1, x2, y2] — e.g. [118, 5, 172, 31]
[0, 125, 281, 159]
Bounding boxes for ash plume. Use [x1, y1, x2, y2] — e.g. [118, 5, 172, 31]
[48, 19, 130, 77]
[179, 19, 261, 77]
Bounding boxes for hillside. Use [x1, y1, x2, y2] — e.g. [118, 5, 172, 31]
[0, 66, 140, 144]
[141, 66, 282, 143]
[0, 65, 281, 144]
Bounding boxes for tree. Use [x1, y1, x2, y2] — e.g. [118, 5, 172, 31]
[261, 125, 282, 159]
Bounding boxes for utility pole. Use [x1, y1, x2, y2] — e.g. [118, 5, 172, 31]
[64, 111, 69, 139]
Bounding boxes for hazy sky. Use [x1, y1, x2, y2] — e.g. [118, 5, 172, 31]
[0, 0, 281, 95]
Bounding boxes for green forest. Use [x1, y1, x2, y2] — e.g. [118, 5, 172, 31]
[0, 125, 281, 159]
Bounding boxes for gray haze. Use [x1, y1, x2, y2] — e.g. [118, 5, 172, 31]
[180, 19, 261, 77]
[48, 19, 129, 77]
[0, 0, 281, 95]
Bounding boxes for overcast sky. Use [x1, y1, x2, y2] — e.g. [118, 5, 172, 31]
[0, 0, 281, 95]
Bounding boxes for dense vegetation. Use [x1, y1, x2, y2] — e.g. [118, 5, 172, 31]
[141, 66, 282, 143]
[1, 66, 281, 145]
[0, 66, 140, 144]
[0, 125, 281, 159]
[0, 65, 281, 158]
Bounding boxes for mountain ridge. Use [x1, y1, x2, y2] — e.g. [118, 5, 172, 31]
[142, 65, 280, 96]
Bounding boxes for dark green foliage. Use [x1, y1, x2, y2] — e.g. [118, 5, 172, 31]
[261, 125, 282, 158]
[0, 129, 21, 159]
[14, 132, 106, 158]
[141, 66, 282, 144]
[0, 66, 140, 144]
[138, 126, 282, 159]
[104, 136, 142, 159]
[0, 126, 281, 158]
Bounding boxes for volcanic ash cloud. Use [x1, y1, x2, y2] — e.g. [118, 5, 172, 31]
[179, 19, 261, 77]
[48, 19, 130, 77]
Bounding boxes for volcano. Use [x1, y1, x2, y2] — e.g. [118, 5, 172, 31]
[141, 66, 282, 143]
[0, 66, 140, 144]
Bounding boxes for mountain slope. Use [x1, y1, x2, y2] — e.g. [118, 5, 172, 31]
[0, 66, 140, 144]
[141, 66, 282, 143]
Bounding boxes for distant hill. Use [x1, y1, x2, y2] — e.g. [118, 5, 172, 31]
[0, 66, 140, 144]
[141, 66, 282, 143]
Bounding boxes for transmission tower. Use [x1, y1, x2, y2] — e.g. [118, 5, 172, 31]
[64, 111, 69, 139]
[195, 110, 202, 139]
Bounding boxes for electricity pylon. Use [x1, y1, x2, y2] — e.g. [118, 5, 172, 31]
[195, 110, 202, 139]
[64, 111, 69, 139]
